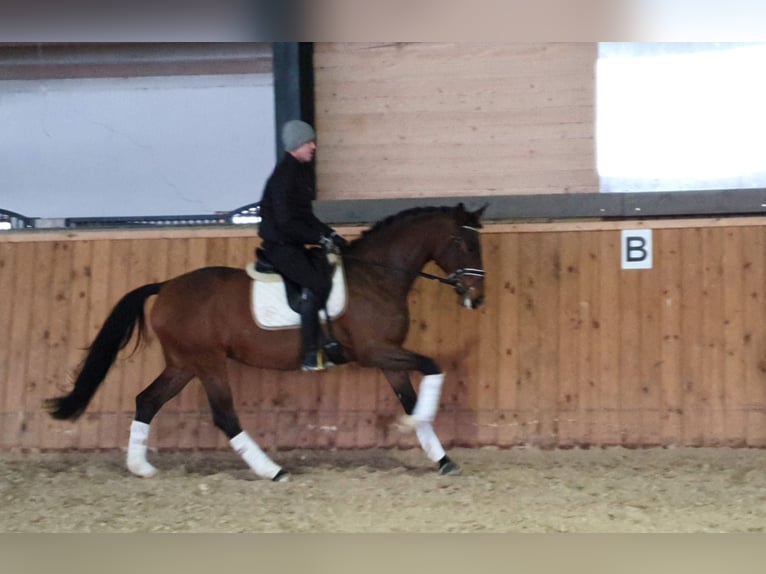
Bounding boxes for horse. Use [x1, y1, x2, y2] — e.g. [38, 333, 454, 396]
[46, 203, 487, 481]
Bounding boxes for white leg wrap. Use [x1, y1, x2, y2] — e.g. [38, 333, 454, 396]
[396, 373, 446, 432]
[416, 422, 446, 462]
[230, 431, 282, 480]
[412, 373, 445, 424]
[126, 420, 158, 478]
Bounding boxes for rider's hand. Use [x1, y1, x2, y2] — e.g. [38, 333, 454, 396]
[330, 231, 348, 249]
[319, 235, 335, 251]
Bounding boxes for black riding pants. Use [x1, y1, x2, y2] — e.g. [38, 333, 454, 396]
[261, 242, 332, 305]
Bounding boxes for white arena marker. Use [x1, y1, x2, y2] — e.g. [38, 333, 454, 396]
[621, 229, 653, 270]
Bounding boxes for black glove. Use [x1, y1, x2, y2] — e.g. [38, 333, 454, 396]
[319, 232, 347, 253]
[330, 231, 348, 249]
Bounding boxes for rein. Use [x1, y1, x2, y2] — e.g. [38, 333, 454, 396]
[418, 267, 485, 287]
[339, 224, 485, 289]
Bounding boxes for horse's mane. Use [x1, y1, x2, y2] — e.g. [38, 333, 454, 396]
[349, 205, 457, 248]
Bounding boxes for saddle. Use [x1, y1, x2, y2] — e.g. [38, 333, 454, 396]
[246, 248, 348, 331]
[254, 248, 304, 313]
[249, 248, 348, 365]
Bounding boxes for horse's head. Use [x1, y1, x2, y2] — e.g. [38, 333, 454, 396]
[434, 203, 487, 309]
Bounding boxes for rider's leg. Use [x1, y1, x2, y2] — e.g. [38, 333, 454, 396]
[299, 288, 323, 371]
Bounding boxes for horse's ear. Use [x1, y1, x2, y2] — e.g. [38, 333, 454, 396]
[473, 203, 489, 220]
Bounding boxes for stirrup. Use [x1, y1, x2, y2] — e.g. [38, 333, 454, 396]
[301, 350, 326, 372]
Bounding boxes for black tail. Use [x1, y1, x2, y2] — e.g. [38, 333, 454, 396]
[46, 282, 164, 420]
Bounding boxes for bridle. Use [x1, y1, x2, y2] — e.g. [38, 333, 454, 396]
[341, 225, 485, 296]
[431, 225, 485, 297]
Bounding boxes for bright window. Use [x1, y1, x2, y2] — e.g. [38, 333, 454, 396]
[597, 43, 766, 192]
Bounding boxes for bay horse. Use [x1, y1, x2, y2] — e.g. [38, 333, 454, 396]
[46, 203, 486, 481]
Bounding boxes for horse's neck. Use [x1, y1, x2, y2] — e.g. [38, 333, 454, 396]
[355, 219, 445, 275]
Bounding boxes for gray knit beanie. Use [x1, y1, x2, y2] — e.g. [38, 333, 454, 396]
[282, 120, 316, 151]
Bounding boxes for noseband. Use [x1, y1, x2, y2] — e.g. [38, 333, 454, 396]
[340, 225, 485, 295]
[441, 267, 486, 295]
[423, 225, 485, 295]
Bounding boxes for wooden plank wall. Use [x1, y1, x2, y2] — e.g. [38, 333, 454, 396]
[314, 43, 598, 200]
[3, 218, 766, 451]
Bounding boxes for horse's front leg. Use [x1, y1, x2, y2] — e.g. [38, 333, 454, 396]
[382, 368, 461, 476]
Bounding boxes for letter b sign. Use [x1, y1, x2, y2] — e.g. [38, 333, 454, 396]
[621, 229, 652, 269]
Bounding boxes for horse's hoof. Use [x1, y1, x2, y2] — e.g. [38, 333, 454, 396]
[127, 461, 158, 478]
[272, 469, 290, 482]
[438, 457, 462, 476]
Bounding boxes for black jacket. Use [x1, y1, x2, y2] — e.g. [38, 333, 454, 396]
[258, 153, 333, 245]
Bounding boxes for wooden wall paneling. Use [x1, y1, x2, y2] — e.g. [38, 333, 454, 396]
[451, 293, 476, 446]
[77, 239, 112, 449]
[474, 233, 501, 445]
[456, 284, 484, 446]
[206, 236, 231, 267]
[316, 347, 342, 450]
[234, 363, 277, 452]
[7, 219, 766, 452]
[96, 240, 133, 449]
[41, 241, 75, 449]
[536, 233, 561, 447]
[19, 242, 56, 449]
[516, 232, 542, 445]
[576, 231, 598, 445]
[657, 230, 683, 444]
[722, 228, 747, 445]
[577, 232, 599, 446]
[353, 365, 379, 449]
[495, 233, 521, 447]
[593, 231, 621, 444]
[557, 231, 581, 446]
[0, 242, 17, 449]
[741, 227, 766, 446]
[56, 240, 94, 450]
[618, 249, 643, 446]
[680, 229, 705, 445]
[701, 228, 726, 444]
[272, 370, 303, 451]
[4, 243, 39, 449]
[114, 238, 149, 451]
[314, 43, 598, 200]
[284, 365, 320, 450]
[333, 368, 360, 449]
[638, 244, 663, 446]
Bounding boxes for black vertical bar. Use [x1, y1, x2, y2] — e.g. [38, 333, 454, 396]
[272, 42, 314, 159]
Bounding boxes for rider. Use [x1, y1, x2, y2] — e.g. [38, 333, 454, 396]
[257, 119, 348, 371]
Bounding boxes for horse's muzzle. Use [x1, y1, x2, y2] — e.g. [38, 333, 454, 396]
[458, 284, 485, 309]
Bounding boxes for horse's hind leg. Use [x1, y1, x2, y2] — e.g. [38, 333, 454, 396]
[197, 364, 286, 481]
[383, 369, 461, 476]
[127, 367, 194, 477]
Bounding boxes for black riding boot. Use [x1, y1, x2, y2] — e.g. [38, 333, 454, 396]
[299, 288, 324, 371]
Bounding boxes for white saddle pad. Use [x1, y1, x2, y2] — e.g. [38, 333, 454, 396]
[246, 255, 347, 330]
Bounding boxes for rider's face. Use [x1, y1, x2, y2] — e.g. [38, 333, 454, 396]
[290, 140, 316, 163]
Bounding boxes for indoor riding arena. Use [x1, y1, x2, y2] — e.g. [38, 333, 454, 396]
[3, 42, 766, 533]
